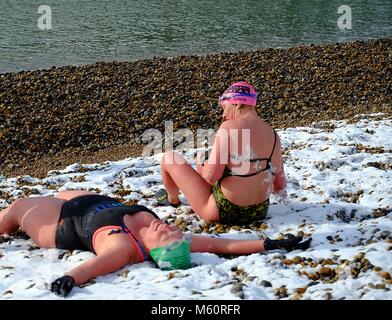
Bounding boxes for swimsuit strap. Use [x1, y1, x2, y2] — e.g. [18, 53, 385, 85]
[92, 226, 120, 252]
[224, 129, 277, 178]
[228, 169, 267, 178]
[248, 157, 269, 162]
[121, 224, 150, 261]
[92, 225, 149, 262]
[266, 129, 277, 176]
[269, 129, 277, 159]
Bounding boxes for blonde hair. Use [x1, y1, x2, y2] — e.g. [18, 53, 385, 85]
[236, 104, 253, 114]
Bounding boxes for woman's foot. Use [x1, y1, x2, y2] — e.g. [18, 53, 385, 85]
[155, 189, 181, 207]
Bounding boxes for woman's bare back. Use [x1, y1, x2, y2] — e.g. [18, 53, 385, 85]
[220, 115, 283, 206]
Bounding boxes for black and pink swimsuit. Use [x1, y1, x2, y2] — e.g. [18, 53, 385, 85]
[55, 195, 159, 260]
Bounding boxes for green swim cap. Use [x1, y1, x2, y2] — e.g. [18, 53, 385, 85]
[150, 238, 191, 271]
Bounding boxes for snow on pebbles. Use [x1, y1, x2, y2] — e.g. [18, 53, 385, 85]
[0, 113, 391, 300]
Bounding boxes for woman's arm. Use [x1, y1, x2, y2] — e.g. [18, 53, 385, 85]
[190, 234, 265, 254]
[190, 233, 311, 255]
[65, 246, 130, 285]
[198, 127, 229, 185]
[51, 245, 131, 297]
[272, 135, 287, 194]
[196, 151, 206, 175]
[272, 170, 286, 194]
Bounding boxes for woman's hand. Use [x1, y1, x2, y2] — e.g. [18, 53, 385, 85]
[275, 189, 289, 204]
[264, 234, 312, 252]
[196, 150, 210, 175]
[196, 149, 210, 165]
[195, 151, 203, 175]
[196, 151, 204, 166]
[61, 243, 131, 289]
[51, 275, 76, 297]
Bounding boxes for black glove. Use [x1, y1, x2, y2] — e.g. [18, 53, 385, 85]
[264, 234, 312, 252]
[51, 275, 76, 297]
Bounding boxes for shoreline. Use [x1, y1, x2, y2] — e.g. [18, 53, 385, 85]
[1, 38, 383, 76]
[1, 38, 391, 178]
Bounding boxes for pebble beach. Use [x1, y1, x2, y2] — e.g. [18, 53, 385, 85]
[0, 114, 391, 300]
[1, 38, 391, 178]
[0, 37, 391, 300]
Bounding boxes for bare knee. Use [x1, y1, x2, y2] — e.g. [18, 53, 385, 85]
[197, 205, 220, 223]
[201, 213, 220, 223]
[162, 151, 176, 165]
[162, 151, 187, 166]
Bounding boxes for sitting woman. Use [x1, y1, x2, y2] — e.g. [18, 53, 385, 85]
[159, 81, 287, 225]
[0, 190, 310, 297]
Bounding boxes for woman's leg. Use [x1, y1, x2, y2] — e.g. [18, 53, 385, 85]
[55, 190, 98, 201]
[161, 151, 219, 221]
[0, 196, 65, 248]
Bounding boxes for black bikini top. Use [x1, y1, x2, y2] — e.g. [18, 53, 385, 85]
[221, 129, 277, 179]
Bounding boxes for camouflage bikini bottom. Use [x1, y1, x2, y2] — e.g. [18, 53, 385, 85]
[212, 182, 269, 225]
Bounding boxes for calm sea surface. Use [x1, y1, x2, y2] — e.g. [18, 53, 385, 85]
[0, 0, 391, 73]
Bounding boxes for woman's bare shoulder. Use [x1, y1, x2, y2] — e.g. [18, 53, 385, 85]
[218, 119, 249, 132]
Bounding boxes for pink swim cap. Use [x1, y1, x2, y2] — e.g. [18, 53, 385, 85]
[218, 81, 257, 107]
